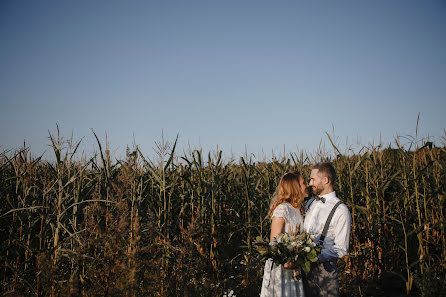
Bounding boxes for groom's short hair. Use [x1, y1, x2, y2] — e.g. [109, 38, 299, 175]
[313, 162, 336, 185]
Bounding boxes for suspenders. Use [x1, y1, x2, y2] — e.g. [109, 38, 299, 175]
[319, 201, 342, 244]
[306, 198, 343, 245]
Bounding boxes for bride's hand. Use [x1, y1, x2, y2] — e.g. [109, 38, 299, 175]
[283, 262, 296, 269]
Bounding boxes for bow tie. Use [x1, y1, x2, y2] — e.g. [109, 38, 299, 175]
[315, 196, 326, 203]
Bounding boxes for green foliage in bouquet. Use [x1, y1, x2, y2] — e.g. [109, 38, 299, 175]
[253, 230, 321, 279]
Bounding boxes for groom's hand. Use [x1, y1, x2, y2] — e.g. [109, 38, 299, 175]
[283, 262, 296, 269]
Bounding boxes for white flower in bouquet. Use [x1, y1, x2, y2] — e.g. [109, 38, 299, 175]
[296, 240, 303, 249]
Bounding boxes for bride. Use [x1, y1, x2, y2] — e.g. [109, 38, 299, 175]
[260, 171, 307, 297]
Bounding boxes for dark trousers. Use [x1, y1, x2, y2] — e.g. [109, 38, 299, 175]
[302, 260, 339, 297]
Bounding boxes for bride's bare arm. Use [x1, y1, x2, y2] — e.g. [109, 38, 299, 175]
[270, 217, 285, 242]
[271, 218, 298, 269]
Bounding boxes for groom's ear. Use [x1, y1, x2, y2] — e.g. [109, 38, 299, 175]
[323, 176, 330, 185]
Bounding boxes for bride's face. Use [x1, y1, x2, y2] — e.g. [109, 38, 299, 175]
[299, 176, 308, 197]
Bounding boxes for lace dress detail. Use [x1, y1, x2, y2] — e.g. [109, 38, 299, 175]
[260, 203, 305, 297]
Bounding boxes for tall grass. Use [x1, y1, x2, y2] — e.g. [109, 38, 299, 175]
[0, 130, 445, 296]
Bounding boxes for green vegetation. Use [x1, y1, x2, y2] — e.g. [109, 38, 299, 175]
[1, 129, 445, 296]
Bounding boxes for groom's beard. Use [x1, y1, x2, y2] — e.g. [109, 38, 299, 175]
[313, 183, 324, 195]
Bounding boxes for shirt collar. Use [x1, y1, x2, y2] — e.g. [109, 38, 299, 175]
[320, 191, 336, 201]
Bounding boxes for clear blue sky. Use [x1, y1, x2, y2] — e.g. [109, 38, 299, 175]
[1, 0, 445, 160]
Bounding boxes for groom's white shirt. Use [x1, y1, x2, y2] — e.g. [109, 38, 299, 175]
[303, 191, 351, 262]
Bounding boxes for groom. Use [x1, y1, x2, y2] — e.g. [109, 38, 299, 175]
[302, 162, 351, 297]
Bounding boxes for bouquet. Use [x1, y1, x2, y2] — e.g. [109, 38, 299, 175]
[253, 227, 320, 280]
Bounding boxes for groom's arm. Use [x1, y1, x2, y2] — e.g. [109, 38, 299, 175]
[318, 205, 351, 262]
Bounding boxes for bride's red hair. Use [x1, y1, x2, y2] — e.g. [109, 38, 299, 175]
[269, 171, 305, 217]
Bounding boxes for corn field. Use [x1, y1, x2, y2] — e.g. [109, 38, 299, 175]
[1, 129, 445, 296]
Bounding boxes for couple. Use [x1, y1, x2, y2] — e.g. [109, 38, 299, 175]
[260, 162, 351, 297]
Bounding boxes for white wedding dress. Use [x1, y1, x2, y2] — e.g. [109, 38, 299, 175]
[260, 203, 305, 297]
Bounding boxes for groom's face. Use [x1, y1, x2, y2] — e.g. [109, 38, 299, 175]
[309, 169, 325, 195]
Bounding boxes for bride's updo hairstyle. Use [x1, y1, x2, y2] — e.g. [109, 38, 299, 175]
[269, 171, 305, 217]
